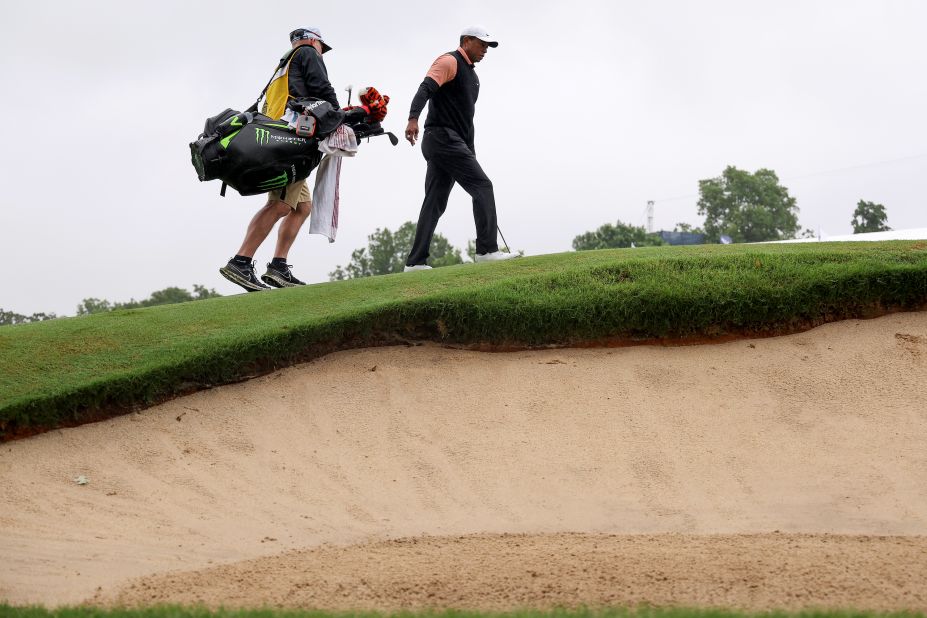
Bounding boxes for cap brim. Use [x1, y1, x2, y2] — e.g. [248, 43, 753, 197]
[477, 38, 498, 47]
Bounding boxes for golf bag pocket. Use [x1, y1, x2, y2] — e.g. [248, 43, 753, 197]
[287, 99, 345, 138]
[190, 133, 226, 181]
[295, 113, 317, 138]
[190, 108, 250, 182]
[218, 123, 322, 196]
[203, 108, 238, 135]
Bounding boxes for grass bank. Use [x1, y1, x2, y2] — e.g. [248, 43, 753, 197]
[2, 242, 926, 440]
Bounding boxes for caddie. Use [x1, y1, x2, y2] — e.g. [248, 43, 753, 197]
[219, 27, 339, 291]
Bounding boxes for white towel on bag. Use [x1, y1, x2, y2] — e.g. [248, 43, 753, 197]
[309, 125, 358, 242]
[318, 123, 358, 156]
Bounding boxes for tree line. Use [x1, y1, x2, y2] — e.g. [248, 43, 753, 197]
[1, 285, 221, 326]
[331, 165, 894, 275]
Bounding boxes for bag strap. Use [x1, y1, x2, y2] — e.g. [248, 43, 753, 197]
[246, 46, 304, 113]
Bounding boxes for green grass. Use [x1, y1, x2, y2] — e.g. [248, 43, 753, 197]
[0, 607, 923, 618]
[2, 242, 926, 440]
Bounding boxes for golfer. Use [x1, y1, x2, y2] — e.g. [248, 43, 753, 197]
[403, 26, 516, 271]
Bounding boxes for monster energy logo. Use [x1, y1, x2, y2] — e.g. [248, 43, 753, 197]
[255, 128, 270, 145]
[257, 172, 289, 189]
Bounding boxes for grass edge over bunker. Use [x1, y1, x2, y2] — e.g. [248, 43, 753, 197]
[2, 241, 927, 440]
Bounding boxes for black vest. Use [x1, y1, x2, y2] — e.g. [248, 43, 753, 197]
[424, 50, 480, 147]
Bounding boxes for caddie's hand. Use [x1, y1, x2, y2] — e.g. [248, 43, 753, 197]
[405, 118, 419, 146]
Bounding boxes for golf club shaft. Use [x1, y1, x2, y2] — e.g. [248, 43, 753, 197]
[497, 225, 511, 253]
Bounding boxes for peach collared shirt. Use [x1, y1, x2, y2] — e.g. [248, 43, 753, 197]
[424, 47, 472, 87]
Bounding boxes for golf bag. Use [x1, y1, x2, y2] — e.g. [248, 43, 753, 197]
[190, 99, 394, 197]
[189, 100, 342, 197]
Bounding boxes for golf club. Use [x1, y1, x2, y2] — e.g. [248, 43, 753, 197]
[497, 225, 511, 253]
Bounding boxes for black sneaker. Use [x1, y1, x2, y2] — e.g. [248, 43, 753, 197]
[219, 259, 270, 292]
[261, 262, 306, 288]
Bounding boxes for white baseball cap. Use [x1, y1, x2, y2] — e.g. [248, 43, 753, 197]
[460, 25, 499, 47]
[290, 27, 332, 53]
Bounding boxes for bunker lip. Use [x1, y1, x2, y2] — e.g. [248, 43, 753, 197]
[1, 311, 925, 608]
[4, 303, 925, 443]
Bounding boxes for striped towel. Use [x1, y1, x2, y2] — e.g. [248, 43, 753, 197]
[318, 124, 358, 156]
[310, 126, 358, 242]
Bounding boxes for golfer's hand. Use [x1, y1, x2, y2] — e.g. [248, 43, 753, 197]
[405, 118, 419, 146]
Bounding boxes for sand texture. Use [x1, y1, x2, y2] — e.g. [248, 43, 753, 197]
[104, 533, 927, 612]
[1, 312, 926, 609]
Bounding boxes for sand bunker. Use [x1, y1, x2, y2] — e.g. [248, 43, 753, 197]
[102, 533, 927, 612]
[1, 312, 926, 610]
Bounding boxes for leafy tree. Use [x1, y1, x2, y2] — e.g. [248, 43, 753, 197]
[76, 298, 113, 315]
[697, 166, 799, 243]
[76, 285, 221, 315]
[0, 309, 57, 326]
[138, 285, 220, 307]
[572, 220, 664, 250]
[800, 228, 818, 239]
[330, 221, 463, 280]
[851, 200, 891, 234]
[673, 222, 705, 234]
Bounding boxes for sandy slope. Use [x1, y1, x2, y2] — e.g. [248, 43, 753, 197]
[1, 312, 926, 609]
[104, 533, 927, 612]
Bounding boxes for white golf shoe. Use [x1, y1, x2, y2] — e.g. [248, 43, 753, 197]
[474, 251, 519, 263]
[403, 264, 433, 272]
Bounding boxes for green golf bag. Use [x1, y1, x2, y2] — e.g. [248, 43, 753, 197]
[190, 99, 353, 197]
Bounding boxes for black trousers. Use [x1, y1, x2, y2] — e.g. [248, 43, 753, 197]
[406, 127, 498, 266]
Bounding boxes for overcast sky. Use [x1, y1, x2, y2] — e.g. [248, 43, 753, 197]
[2, 0, 926, 315]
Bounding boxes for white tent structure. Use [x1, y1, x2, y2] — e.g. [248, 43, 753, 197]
[770, 228, 927, 243]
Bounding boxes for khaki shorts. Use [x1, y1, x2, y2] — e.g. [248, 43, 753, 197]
[268, 177, 311, 209]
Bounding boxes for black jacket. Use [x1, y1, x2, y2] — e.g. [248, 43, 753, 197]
[287, 46, 339, 108]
